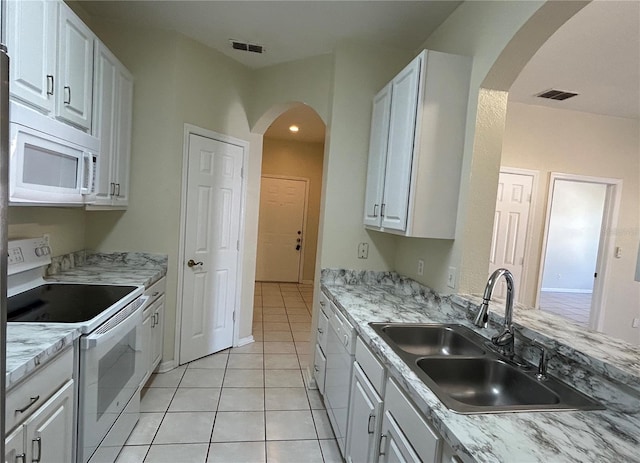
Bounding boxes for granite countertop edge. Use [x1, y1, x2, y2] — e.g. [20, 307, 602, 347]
[321, 280, 640, 463]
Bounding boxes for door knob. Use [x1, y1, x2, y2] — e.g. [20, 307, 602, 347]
[187, 259, 203, 267]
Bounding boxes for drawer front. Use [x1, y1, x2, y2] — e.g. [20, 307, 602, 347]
[384, 378, 441, 462]
[314, 344, 327, 395]
[355, 337, 386, 395]
[6, 347, 74, 433]
[319, 291, 331, 317]
[317, 310, 329, 353]
[145, 276, 166, 302]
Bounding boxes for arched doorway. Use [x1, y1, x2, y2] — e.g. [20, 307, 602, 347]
[250, 103, 326, 369]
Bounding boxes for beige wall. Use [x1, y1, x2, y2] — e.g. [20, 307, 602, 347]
[8, 207, 86, 256]
[261, 138, 324, 282]
[501, 102, 640, 344]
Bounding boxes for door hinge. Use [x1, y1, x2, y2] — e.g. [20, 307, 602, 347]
[240, 167, 244, 179]
[236, 240, 240, 251]
[232, 311, 236, 322]
[594, 272, 598, 278]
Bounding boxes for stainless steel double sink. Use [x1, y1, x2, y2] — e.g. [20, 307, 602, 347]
[370, 323, 603, 414]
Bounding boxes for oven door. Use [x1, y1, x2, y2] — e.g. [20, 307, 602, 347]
[78, 299, 145, 463]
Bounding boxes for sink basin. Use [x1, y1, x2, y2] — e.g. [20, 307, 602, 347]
[369, 322, 604, 414]
[380, 325, 485, 356]
[417, 357, 559, 408]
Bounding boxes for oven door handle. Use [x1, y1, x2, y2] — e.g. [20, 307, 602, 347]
[81, 296, 147, 350]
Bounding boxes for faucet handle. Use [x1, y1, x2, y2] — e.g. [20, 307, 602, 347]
[531, 339, 548, 380]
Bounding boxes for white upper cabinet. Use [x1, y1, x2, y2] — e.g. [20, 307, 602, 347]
[90, 42, 134, 209]
[56, 3, 94, 130]
[6, 0, 57, 116]
[6, 0, 95, 132]
[363, 50, 471, 239]
[363, 83, 392, 227]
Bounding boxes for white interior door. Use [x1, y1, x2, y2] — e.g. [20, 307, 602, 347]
[489, 171, 534, 300]
[180, 134, 243, 364]
[256, 176, 306, 282]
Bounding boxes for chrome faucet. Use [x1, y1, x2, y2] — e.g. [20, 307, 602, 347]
[473, 268, 515, 357]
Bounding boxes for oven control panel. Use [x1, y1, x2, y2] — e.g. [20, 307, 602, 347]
[8, 236, 52, 276]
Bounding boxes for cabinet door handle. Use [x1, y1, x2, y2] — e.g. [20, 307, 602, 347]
[15, 396, 40, 414]
[32, 437, 42, 462]
[379, 434, 387, 456]
[317, 327, 324, 334]
[15, 453, 26, 463]
[64, 86, 71, 104]
[110, 182, 116, 196]
[319, 300, 325, 307]
[46, 75, 54, 96]
[154, 313, 159, 325]
[367, 413, 376, 434]
[373, 204, 378, 218]
[116, 183, 121, 197]
[380, 203, 386, 218]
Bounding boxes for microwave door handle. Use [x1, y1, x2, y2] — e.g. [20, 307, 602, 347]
[81, 297, 147, 350]
[81, 152, 90, 194]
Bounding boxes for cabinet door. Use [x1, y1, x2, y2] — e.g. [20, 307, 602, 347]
[5, 0, 57, 115]
[364, 83, 392, 228]
[112, 69, 134, 206]
[24, 380, 74, 463]
[92, 42, 119, 204]
[381, 55, 422, 231]
[379, 410, 421, 463]
[346, 363, 383, 463]
[56, 3, 94, 130]
[151, 297, 165, 370]
[5, 426, 25, 463]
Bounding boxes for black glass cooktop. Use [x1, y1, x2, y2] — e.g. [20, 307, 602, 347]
[8, 284, 138, 323]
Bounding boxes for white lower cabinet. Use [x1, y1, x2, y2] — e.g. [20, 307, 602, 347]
[345, 363, 383, 463]
[140, 280, 166, 387]
[5, 380, 75, 463]
[380, 379, 441, 463]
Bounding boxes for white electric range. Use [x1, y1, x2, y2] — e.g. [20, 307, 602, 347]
[7, 237, 147, 463]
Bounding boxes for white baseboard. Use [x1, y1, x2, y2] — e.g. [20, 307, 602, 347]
[235, 335, 255, 347]
[157, 359, 177, 373]
[303, 365, 318, 390]
[541, 288, 593, 294]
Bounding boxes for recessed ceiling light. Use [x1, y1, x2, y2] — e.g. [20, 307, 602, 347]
[289, 125, 299, 133]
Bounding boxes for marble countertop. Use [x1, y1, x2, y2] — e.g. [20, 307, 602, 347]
[6, 251, 168, 391]
[321, 271, 640, 463]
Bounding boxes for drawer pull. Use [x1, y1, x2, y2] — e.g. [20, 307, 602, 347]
[32, 437, 42, 462]
[314, 365, 320, 373]
[152, 291, 159, 297]
[317, 328, 324, 334]
[16, 453, 26, 463]
[16, 396, 40, 414]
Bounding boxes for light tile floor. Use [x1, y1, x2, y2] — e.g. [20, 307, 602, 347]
[116, 282, 342, 463]
[539, 291, 592, 326]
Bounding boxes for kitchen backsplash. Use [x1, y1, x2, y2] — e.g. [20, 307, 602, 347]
[48, 250, 168, 275]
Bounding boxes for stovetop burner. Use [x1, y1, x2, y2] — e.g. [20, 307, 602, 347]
[8, 284, 139, 323]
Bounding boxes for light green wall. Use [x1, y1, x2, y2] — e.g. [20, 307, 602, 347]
[318, 42, 413, 271]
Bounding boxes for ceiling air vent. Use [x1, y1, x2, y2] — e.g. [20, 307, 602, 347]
[230, 39, 265, 54]
[535, 89, 579, 101]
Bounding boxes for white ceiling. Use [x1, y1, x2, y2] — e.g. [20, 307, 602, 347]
[509, 0, 640, 120]
[78, 0, 639, 140]
[78, 1, 462, 69]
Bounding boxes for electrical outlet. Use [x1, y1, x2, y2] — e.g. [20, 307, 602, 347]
[633, 318, 640, 328]
[358, 242, 369, 259]
[447, 267, 456, 289]
[417, 259, 424, 276]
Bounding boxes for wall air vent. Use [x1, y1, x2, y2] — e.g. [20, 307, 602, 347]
[536, 89, 579, 101]
[230, 39, 265, 54]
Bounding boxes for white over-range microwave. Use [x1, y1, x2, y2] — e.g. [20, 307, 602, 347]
[9, 101, 99, 205]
